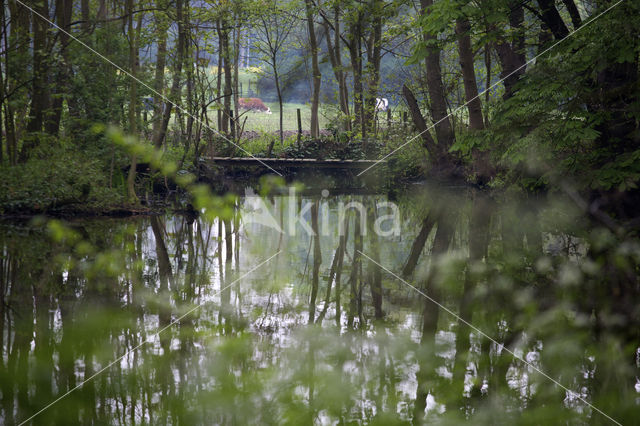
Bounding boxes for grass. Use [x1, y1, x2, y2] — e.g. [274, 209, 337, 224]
[235, 102, 329, 133]
[196, 68, 330, 133]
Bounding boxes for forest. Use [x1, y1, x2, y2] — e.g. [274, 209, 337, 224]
[0, 0, 639, 424]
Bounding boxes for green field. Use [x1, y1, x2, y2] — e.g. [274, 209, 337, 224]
[233, 102, 329, 133]
[200, 69, 330, 133]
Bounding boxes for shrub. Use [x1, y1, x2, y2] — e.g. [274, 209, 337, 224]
[0, 147, 125, 214]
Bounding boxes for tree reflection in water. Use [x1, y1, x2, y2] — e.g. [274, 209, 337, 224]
[0, 184, 638, 424]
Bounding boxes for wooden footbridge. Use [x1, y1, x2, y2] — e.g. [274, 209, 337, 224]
[202, 157, 387, 171]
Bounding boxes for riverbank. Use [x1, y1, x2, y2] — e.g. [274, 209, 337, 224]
[1, 136, 423, 218]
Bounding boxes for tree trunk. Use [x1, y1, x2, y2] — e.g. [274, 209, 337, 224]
[364, 4, 383, 136]
[420, 0, 455, 156]
[305, 0, 321, 138]
[0, 0, 14, 164]
[185, 8, 194, 153]
[323, 6, 350, 131]
[273, 58, 284, 144]
[402, 84, 437, 155]
[456, 16, 495, 184]
[455, 18, 484, 131]
[494, 1, 526, 100]
[126, 0, 139, 204]
[46, 0, 73, 137]
[562, 0, 581, 29]
[536, 0, 569, 40]
[151, 9, 168, 144]
[232, 20, 240, 140]
[23, 0, 50, 160]
[219, 19, 233, 139]
[347, 19, 364, 138]
[81, 0, 90, 32]
[484, 43, 491, 124]
[7, 0, 30, 155]
[152, 0, 185, 148]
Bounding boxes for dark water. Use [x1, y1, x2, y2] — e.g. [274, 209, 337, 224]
[0, 183, 638, 425]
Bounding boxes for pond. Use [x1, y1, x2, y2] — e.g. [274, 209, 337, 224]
[1, 182, 638, 425]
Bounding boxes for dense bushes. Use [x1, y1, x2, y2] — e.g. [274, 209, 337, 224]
[0, 147, 125, 215]
[281, 136, 384, 160]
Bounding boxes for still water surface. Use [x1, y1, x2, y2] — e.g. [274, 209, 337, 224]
[1, 183, 638, 424]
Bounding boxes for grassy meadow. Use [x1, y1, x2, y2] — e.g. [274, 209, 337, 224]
[197, 68, 330, 133]
[234, 102, 329, 133]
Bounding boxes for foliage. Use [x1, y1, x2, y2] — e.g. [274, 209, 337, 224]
[0, 145, 125, 214]
[282, 136, 383, 160]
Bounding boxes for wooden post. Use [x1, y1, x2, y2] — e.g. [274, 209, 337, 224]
[402, 111, 408, 128]
[240, 82, 243, 97]
[387, 108, 391, 127]
[297, 108, 302, 148]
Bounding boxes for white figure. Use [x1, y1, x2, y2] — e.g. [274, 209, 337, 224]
[376, 97, 389, 111]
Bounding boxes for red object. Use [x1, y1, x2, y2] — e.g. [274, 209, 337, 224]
[238, 98, 271, 113]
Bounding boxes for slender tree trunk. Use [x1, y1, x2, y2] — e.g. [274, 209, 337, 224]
[81, 0, 90, 32]
[232, 20, 240, 140]
[484, 43, 491, 124]
[29, 0, 49, 133]
[152, 8, 168, 143]
[305, 0, 321, 138]
[364, 4, 383, 136]
[347, 18, 364, 138]
[0, 0, 6, 163]
[336, 9, 350, 129]
[2, 0, 17, 165]
[219, 18, 233, 139]
[46, 0, 73, 136]
[126, 0, 139, 204]
[22, 0, 50, 160]
[153, 0, 185, 148]
[323, 7, 350, 131]
[402, 85, 437, 155]
[97, 0, 107, 20]
[7, 0, 30, 153]
[216, 20, 223, 132]
[273, 58, 284, 144]
[185, 7, 194, 153]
